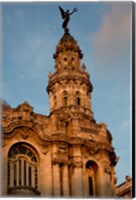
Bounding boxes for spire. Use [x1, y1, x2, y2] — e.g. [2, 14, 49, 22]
[46, 9, 94, 119]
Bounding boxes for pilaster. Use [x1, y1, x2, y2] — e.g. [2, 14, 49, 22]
[62, 164, 69, 196]
[52, 162, 61, 196]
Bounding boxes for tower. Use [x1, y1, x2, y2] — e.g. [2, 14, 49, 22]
[47, 32, 94, 126]
[46, 29, 118, 197]
[1, 8, 118, 197]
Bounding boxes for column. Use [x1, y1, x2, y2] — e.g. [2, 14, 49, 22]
[73, 164, 83, 197]
[26, 162, 29, 187]
[52, 163, 61, 196]
[32, 166, 35, 188]
[16, 160, 19, 186]
[82, 167, 88, 197]
[10, 162, 14, 187]
[62, 164, 69, 196]
[21, 160, 24, 186]
[96, 166, 107, 196]
[39, 152, 52, 196]
[71, 145, 83, 197]
[2, 155, 8, 195]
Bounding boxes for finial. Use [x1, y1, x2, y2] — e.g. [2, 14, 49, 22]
[58, 6, 78, 33]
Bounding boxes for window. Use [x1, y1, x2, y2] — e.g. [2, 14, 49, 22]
[76, 91, 81, 106]
[8, 143, 40, 195]
[77, 97, 80, 106]
[62, 91, 68, 106]
[89, 176, 93, 196]
[86, 161, 98, 197]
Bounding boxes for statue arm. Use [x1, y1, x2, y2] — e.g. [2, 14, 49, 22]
[69, 8, 78, 15]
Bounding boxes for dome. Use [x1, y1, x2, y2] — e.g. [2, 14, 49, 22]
[53, 32, 83, 59]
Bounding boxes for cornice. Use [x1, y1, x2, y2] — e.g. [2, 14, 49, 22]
[47, 71, 93, 92]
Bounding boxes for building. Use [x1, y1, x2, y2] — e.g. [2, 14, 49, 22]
[116, 176, 132, 198]
[1, 23, 120, 197]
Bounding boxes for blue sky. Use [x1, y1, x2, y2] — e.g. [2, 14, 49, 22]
[1, 2, 132, 185]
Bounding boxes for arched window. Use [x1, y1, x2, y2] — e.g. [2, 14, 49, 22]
[62, 91, 68, 106]
[86, 160, 98, 197]
[7, 143, 40, 196]
[76, 91, 81, 106]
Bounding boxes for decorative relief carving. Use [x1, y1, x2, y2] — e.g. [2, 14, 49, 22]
[81, 147, 90, 158]
[80, 127, 97, 134]
[2, 104, 34, 129]
[74, 161, 83, 168]
[37, 140, 50, 155]
[2, 115, 11, 128]
[42, 147, 49, 155]
[71, 160, 83, 168]
[52, 154, 68, 165]
[20, 132, 29, 139]
[104, 165, 111, 174]
[81, 142, 102, 159]
[94, 152, 101, 161]
[54, 36, 83, 59]
[103, 161, 111, 174]
[52, 159, 68, 166]
[58, 144, 68, 154]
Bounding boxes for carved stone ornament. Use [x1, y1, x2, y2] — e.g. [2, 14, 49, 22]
[42, 147, 49, 155]
[81, 147, 90, 158]
[71, 160, 83, 168]
[20, 132, 29, 139]
[52, 157, 68, 166]
[103, 161, 111, 174]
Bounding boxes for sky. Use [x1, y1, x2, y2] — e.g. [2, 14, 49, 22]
[1, 2, 132, 185]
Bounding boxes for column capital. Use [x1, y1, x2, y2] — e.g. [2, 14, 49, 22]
[52, 158, 68, 166]
[71, 161, 83, 168]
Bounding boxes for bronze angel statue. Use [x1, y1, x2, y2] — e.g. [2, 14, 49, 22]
[58, 6, 78, 33]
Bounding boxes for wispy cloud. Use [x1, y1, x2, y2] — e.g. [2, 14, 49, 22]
[91, 3, 131, 74]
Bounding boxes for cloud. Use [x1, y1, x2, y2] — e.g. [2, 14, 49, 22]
[91, 3, 131, 74]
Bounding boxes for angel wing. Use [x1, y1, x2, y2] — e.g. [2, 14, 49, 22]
[58, 6, 66, 19]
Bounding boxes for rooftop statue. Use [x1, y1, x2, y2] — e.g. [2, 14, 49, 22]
[58, 6, 78, 33]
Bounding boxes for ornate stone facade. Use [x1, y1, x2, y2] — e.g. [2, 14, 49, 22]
[1, 32, 118, 197]
[116, 176, 132, 198]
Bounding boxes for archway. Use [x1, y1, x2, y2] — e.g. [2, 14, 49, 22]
[85, 160, 98, 197]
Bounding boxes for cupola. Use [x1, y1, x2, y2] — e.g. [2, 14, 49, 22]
[53, 32, 83, 72]
[47, 31, 94, 120]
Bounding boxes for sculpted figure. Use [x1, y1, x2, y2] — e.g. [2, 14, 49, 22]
[58, 6, 78, 33]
